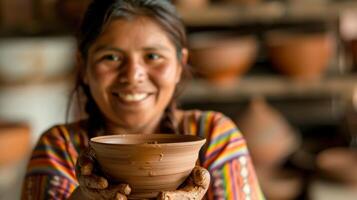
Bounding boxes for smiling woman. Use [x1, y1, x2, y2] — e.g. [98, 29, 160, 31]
[21, 0, 264, 200]
[84, 17, 183, 133]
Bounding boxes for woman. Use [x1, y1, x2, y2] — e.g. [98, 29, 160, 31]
[21, 0, 264, 199]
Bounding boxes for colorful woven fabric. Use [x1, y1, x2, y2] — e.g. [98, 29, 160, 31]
[21, 110, 264, 200]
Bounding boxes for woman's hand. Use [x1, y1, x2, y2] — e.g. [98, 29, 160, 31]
[158, 166, 211, 200]
[75, 148, 131, 200]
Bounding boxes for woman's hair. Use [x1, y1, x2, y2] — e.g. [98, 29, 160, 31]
[69, 0, 189, 137]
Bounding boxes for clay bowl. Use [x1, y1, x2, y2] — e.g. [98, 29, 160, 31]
[257, 169, 304, 200]
[90, 134, 206, 199]
[316, 147, 357, 185]
[189, 32, 258, 85]
[265, 31, 335, 81]
[0, 37, 76, 84]
[0, 122, 30, 165]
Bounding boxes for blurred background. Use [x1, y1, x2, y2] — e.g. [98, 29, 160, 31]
[0, 0, 357, 199]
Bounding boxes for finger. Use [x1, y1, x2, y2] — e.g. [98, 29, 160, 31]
[78, 148, 96, 175]
[158, 190, 199, 200]
[116, 183, 131, 196]
[191, 166, 210, 188]
[80, 157, 94, 176]
[115, 193, 127, 200]
[79, 174, 108, 189]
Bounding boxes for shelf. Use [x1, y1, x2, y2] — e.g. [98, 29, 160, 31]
[179, 75, 357, 102]
[179, 2, 357, 27]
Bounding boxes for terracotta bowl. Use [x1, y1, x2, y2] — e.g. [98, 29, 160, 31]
[0, 37, 76, 84]
[257, 169, 303, 200]
[189, 32, 258, 85]
[265, 31, 335, 80]
[0, 122, 30, 165]
[316, 147, 357, 185]
[90, 134, 206, 199]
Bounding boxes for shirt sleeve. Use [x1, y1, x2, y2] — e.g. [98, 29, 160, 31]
[21, 125, 80, 200]
[197, 111, 265, 200]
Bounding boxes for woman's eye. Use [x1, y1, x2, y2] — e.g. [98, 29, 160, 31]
[146, 53, 161, 60]
[102, 54, 120, 61]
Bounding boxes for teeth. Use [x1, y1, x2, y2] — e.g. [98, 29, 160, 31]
[118, 93, 148, 102]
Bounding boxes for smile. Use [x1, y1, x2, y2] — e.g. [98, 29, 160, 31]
[116, 92, 149, 102]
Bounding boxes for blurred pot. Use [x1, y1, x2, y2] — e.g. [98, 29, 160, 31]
[189, 32, 257, 85]
[257, 168, 304, 200]
[236, 97, 300, 168]
[0, 37, 76, 84]
[266, 31, 335, 80]
[316, 147, 357, 185]
[0, 122, 30, 165]
[172, 0, 208, 10]
[221, 0, 261, 5]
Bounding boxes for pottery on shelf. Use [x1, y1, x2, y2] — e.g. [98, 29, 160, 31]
[265, 31, 335, 81]
[316, 147, 357, 185]
[257, 168, 303, 200]
[236, 97, 300, 168]
[189, 32, 258, 85]
[221, 0, 261, 5]
[0, 37, 76, 84]
[90, 134, 206, 199]
[172, 0, 208, 10]
[0, 122, 30, 165]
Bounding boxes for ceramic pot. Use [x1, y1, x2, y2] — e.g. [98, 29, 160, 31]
[266, 31, 334, 80]
[316, 147, 357, 185]
[90, 134, 206, 199]
[0, 122, 30, 165]
[189, 32, 257, 85]
[236, 97, 300, 168]
[221, 0, 261, 5]
[172, 0, 208, 10]
[0, 37, 76, 84]
[257, 168, 303, 200]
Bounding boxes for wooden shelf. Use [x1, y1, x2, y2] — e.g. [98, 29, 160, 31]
[179, 75, 357, 102]
[179, 2, 357, 27]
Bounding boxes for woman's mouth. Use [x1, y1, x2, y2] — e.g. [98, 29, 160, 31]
[115, 92, 150, 103]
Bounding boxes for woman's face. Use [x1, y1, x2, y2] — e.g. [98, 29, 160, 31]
[84, 17, 186, 132]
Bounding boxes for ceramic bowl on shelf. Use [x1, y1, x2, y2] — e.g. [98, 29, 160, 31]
[90, 134, 206, 199]
[257, 168, 304, 200]
[265, 31, 335, 81]
[316, 147, 357, 185]
[0, 37, 76, 84]
[0, 121, 31, 165]
[189, 32, 258, 85]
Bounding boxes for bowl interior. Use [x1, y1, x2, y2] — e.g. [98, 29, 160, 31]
[90, 133, 205, 145]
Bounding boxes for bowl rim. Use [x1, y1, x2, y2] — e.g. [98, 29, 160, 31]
[90, 133, 206, 147]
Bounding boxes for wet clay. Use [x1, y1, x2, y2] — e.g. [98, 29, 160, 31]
[90, 134, 206, 199]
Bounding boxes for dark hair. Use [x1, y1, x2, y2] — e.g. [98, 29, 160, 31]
[69, 0, 189, 137]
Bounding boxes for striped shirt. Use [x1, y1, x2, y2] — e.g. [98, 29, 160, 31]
[21, 110, 264, 200]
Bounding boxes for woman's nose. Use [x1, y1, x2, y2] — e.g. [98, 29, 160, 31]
[118, 58, 145, 84]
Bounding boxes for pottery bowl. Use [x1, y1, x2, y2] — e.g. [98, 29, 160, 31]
[189, 32, 258, 85]
[0, 37, 76, 84]
[90, 134, 206, 199]
[0, 122, 30, 165]
[265, 31, 334, 80]
[316, 147, 357, 185]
